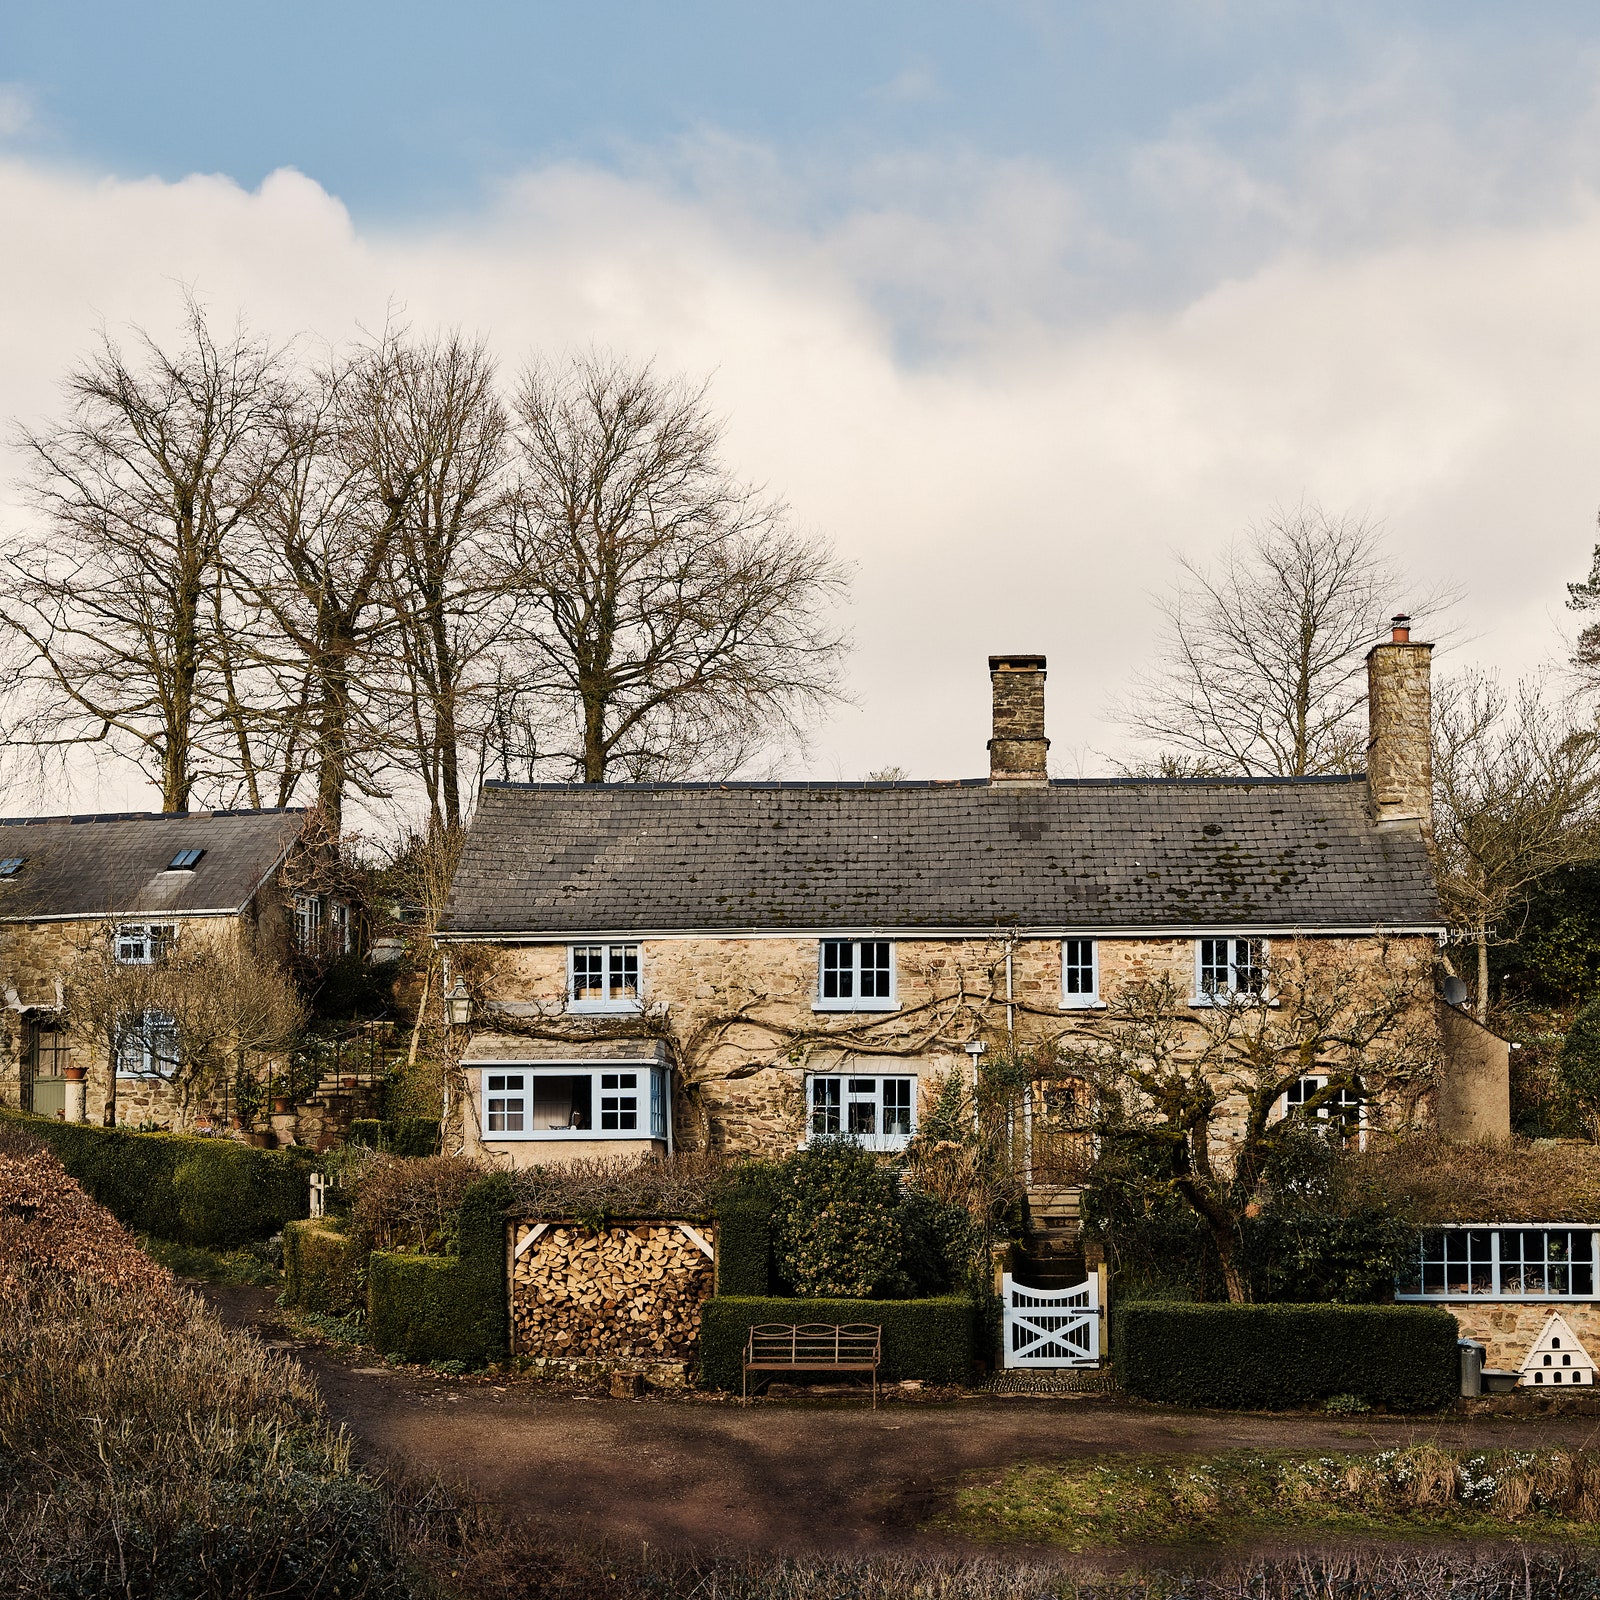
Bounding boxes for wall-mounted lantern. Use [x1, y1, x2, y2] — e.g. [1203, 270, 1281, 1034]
[445, 979, 472, 1027]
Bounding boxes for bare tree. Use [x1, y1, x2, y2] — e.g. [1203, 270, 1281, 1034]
[498, 354, 851, 782]
[375, 332, 509, 832]
[1432, 671, 1600, 1019]
[1116, 506, 1442, 777]
[1066, 942, 1438, 1302]
[0, 299, 289, 810]
[68, 923, 304, 1126]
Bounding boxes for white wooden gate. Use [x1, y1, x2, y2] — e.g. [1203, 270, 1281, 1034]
[1002, 1272, 1100, 1368]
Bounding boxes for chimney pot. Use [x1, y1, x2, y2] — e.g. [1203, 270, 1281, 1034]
[988, 654, 1049, 786]
[1390, 613, 1411, 643]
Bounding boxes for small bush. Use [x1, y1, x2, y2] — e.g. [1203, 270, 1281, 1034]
[348, 1151, 488, 1253]
[345, 1117, 440, 1156]
[0, 1111, 309, 1246]
[283, 1219, 364, 1315]
[1111, 1301, 1459, 1411]
[771, 1139, 907, 1297]
[699, 1295, 976, 1390]
[509, 1149, 732, 1220]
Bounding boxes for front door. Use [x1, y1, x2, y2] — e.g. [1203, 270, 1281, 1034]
[23, 1019, 68, 1119]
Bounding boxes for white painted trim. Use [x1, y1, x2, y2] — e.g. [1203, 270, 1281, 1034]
[675, 1222, 714, 1259]
[565, 941, 644, 1014]
[1060, 936, 1102, 1009]
[514, 1222, 551, 1259]
[814, 937, 898, 1011]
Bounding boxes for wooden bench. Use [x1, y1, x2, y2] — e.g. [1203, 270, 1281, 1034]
[742, 1322, 883, 1407]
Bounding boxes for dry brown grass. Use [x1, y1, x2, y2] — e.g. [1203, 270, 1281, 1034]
[1336, 1133, 1600, 1222]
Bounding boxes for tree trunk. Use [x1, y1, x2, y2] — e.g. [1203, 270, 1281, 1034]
[1210, 1224, 1251, 1303]
[1476, 925, 1490, 1023]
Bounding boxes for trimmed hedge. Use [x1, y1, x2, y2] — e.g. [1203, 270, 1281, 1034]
[714, 1191, 773, 1296]
[365, 1172, 511, 1366]
[0, 1111, 310, 1247]
[699, 1296, 977, 1390]
[283, 1220, 363, 1316]
[1111, 1301, 1459, 1411]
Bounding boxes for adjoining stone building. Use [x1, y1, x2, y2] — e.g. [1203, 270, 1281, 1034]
[0, 808, 310, 1128]
[438, 626, 1507, 1171]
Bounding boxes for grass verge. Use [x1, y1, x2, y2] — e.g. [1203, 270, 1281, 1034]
[140, 1232, 282, 1285]
[934, 1447, 1600, 1550]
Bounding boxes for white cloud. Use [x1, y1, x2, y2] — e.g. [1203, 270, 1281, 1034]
[0, 143, 1597, 815]
[0, 85, 33, 139]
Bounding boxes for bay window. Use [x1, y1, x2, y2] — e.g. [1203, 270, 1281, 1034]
[477, 1063, 667, 1140]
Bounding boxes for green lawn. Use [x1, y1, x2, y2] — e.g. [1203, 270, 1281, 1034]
[932, 1446, 1600, 1551]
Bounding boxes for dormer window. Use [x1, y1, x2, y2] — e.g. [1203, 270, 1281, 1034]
[0, 857, 24, 877]
[167, 848, 205, 871]
[815, 940, 897, 1012]
[567, 943, 641, 1013]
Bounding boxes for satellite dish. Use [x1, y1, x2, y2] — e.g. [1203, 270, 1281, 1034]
[1442, 975, 1469, 1008]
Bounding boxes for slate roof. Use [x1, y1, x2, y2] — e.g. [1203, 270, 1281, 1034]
[441, 778, 1442, 937]
[0, 809, 303, 920]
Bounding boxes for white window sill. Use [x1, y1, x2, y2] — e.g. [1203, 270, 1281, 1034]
[1060, 998, 1107, 1011]
[565, 1001, 644, 1016]
[1188, 995, 1277, 1008]
[812, 1000, 900, 1013]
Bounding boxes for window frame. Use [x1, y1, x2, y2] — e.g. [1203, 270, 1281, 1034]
[1282, 1073, 1366, 1149]
[565, 943, 643, 1014]
[114, 922, 176, 966]
[804, 1072, 917, 1151]
[476, 1063, 667, 1141]
[1192, 936, 1268, 1004]
[813, 939, 898, 1012]
[1060, 937, 1104, 1010]
[294, 895, 323, 955]
[115, 1008, 180, 1080]
[1396, 1226, 1600, 1302]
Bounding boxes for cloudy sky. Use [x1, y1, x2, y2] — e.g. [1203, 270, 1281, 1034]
[5, 2, 1600, 807]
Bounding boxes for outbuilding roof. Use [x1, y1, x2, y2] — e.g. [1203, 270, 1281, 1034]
[0, 808, 304, 921]
[440, 777, 1442, 938]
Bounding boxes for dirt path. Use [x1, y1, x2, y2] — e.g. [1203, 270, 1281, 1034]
[205, 1285, 1600, 1557]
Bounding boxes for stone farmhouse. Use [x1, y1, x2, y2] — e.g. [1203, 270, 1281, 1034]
[0, 807, 341, 1128]
[439, 626, 1509, 1178]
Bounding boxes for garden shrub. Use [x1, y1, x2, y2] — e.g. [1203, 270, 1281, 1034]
[348, 1118, 385, 1149]
[510, 1148, 731, 1219]
[346, 1116, 440, 1156]
[714, 1188, 773, 1296]
[365, 1172, 511, 1365]
[1111, 1301, 1458, 1411]
[0, 1110, 310, 1246]
[699, 1295, 977, 1389]
[771, 1138, 907, 1297]
[1245, 1205, 1413, 1304]
[1560, 997, 1600, 1135]
[283, 1219, 364, 1315]
[348, 1151, 488, 1252]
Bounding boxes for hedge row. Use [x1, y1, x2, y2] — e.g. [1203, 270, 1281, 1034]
[365, 1172, 511, 1365]
[283, 1220, 364, 1316]
[713, 1191, 773, 1296]
[0, 1111, 310, 1247]
[1111, 1301, 1459, 1411]
[699, 1296, 977, 1390]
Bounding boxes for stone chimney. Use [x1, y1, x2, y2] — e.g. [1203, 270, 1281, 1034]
[1366, 615, 1433, 835]
[988, 655, 1049, 786]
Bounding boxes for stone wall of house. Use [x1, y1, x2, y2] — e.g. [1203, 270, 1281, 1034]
[1448, 1300, 1600, 1374]
[509, 1219, 716, 1365]
[0, 913, 279, 1131]
[470, 931, 1444, 1160]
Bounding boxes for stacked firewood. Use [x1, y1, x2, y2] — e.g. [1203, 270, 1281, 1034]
[510, 1220, 716, 1359]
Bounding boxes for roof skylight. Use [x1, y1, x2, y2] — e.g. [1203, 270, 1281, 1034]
[167, 848, 205, 871]
[0, 857, 24, 877]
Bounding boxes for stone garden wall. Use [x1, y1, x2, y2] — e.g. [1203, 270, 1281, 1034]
[509, 1218, 716, 1369]
[1449, 1301, 1600, 1372]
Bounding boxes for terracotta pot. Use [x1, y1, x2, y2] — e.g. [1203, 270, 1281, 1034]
[341, 1076, 357, 1090]
[272, 1097, 291, 1115]
[63, 1066, 85, 1082]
